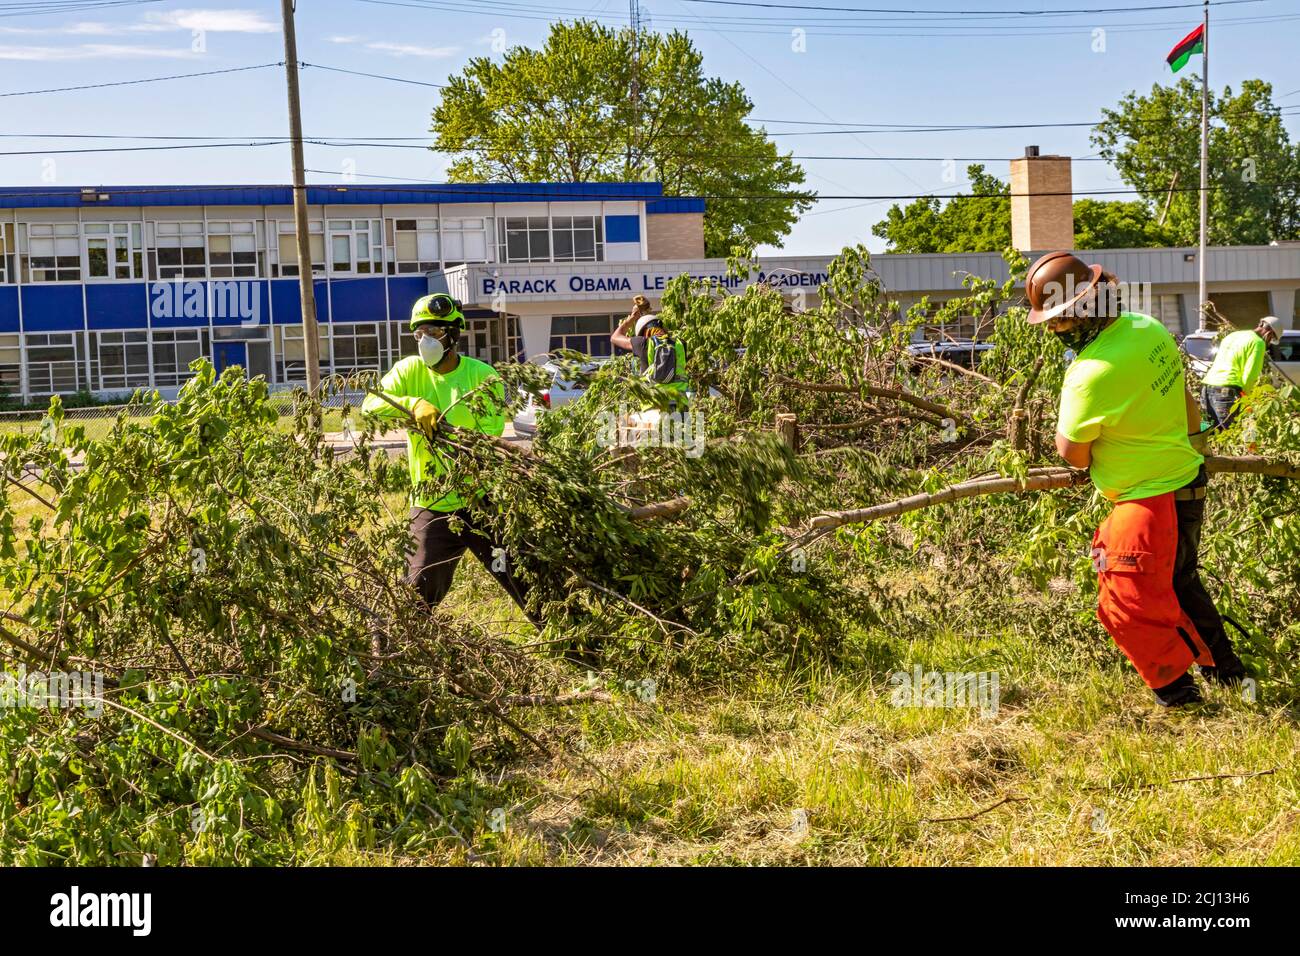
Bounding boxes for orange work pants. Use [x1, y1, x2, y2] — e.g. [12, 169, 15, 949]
[1092, 492, 1214, 690]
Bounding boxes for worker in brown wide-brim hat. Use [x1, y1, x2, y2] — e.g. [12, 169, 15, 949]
[1024, 250, 1247, 707]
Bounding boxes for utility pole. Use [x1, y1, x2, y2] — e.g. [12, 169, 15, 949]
[628, 0, 640, 173]
[1197, 0, 1210, 329]
[280, 0, 322, 393]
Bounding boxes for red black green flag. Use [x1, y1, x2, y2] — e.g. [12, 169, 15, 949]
[1166, 24, 1204, 73]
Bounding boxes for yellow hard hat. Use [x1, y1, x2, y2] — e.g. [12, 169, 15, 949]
[410, 293, 465, 331]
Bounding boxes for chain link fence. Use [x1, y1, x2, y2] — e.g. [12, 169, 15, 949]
[0, 386, 376, 443]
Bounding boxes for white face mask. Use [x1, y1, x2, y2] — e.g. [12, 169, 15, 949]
[418, 333, 445, 367]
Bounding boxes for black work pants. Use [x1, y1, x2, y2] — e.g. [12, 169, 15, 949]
[1202, 384, 1243, 431]
[1168, 467, 1243, 683]
[405, 506, 536, 622]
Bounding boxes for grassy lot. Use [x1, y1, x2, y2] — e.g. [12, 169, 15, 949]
[5, 430, 1296, 866]
[0, 407, 353, 443]
[317, 559, 1299, 867]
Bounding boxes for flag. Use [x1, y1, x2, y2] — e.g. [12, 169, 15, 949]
[1166, 24, 1204, 73]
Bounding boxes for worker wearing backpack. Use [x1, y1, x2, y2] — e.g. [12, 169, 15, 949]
[611, 295, 689, 407]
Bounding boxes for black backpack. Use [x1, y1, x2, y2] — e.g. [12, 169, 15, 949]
[647, 334, 681, 384]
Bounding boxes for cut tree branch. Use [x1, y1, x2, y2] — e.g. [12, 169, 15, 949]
[803, 456, 1300, 535]
[775, 375, 972, 426]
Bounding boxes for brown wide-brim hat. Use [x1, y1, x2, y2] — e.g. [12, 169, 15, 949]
[1025, 251, 1105, 325]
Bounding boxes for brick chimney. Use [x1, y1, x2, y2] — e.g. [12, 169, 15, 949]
[1010, 146, 1074, 252]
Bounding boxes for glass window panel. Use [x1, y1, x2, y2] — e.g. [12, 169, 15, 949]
[553, 230, 573, 260]
[87, 239, 109, 277]
[506, 230, 529, 261]
[332, 235, 351, 270]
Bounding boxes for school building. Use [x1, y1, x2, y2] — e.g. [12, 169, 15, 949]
[1, 156, 1297, 402]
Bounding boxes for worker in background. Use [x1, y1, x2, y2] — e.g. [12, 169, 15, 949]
[1200, 315, 1284, 430]
[611, 295, 689, 406]
[1028, 251, 1246, 707]
[362, 293, 534, 619]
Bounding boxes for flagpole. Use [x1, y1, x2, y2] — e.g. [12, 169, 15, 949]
[1197, 0, 1209, 330]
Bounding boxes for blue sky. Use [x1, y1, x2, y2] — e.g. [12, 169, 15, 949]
[2, 0, 1297, 255]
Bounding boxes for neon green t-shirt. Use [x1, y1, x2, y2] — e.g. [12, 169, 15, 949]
[361, 354, 505, 511]
[1056, 311, 1202, 502]
[1202, 329, 1267, 391]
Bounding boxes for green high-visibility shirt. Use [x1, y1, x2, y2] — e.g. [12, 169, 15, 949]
[1056, 311, 1202, 503]
[1202, 329, 1267, 391]
[361, 354, 505, 512]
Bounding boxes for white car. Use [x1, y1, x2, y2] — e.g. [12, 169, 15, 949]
[905, 339, 994, 372]
[512, 356, 610, 437]
[1182, 329, 1300, 386]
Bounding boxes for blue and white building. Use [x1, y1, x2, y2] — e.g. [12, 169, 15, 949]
[0, 182, 717, 401]
[2, 165, 1297, 402]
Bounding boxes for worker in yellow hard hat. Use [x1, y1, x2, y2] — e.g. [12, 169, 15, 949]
[1201, 315, 1284, 430]
[362, 293, 533, 617]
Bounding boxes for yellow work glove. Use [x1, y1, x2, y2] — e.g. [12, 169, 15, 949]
[411, 398, 440, 435]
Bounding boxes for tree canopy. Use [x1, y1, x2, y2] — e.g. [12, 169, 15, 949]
[1092, 76, 1300, 246]
[873, 78, 1298, 253]
[870, 164, 1011, 254]
[431, 20, 813, 256]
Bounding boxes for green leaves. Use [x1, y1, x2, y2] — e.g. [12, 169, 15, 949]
[1093, 77, 1300, 245]
[431, 20, 813, 255]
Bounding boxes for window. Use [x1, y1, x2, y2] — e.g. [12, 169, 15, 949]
[551, 216, 603, 262]
[506, 314, 524, 363]
[151, 329, 208, 387]
[94, 330, 151, 390]
[388, 218, 439, 274]
[0, 224, 14, 284]
[497, 216, 551, 263]
[274, 324, 326, 383]
[155, 221, 206, 279]
[25, 332, 80, 394]
[85, 223, 143, 280]
[276, 220, 325, 276]
[0, 334, 19, 397]
[549, 314, 615, 357]
[23, 223, 81, 282]
[442, 217, 489, 267]
[207, 221, 261, 278]
[329, 322, 382, 375]
[393, 321, 419, 364]
[328, 220, 382, 275]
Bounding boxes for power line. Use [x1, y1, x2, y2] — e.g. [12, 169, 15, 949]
[0, 135, 1115, 162]
[676, 0, 1267, 15]
[0, 133, 431, 141]
[68, 176, 1277, 203]
[0, 63, 284, 98]
[0, 141, 291, 157]
[0, 0, 166, 19]
[299, 62, 446, 88]
[347, 0, 1297, 36]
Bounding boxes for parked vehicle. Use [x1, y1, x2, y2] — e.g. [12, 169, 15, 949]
[906, 340, 993, 373]
[512, 355, 610, 436]
[1182, 329, 1300, 386]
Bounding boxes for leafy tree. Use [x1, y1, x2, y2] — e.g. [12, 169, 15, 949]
[871, 164, 1011, 254]
[431, 20, 813, 256]
[874, 167, 1181, 253]
[1072, 198, 1174, 250]
[1092, 77, 1300, 245]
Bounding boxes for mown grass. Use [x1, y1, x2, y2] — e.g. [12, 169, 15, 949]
[0, 408, 353, 443]
[379, 559, 1300, 867]
[6, 426, 1296, 866]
